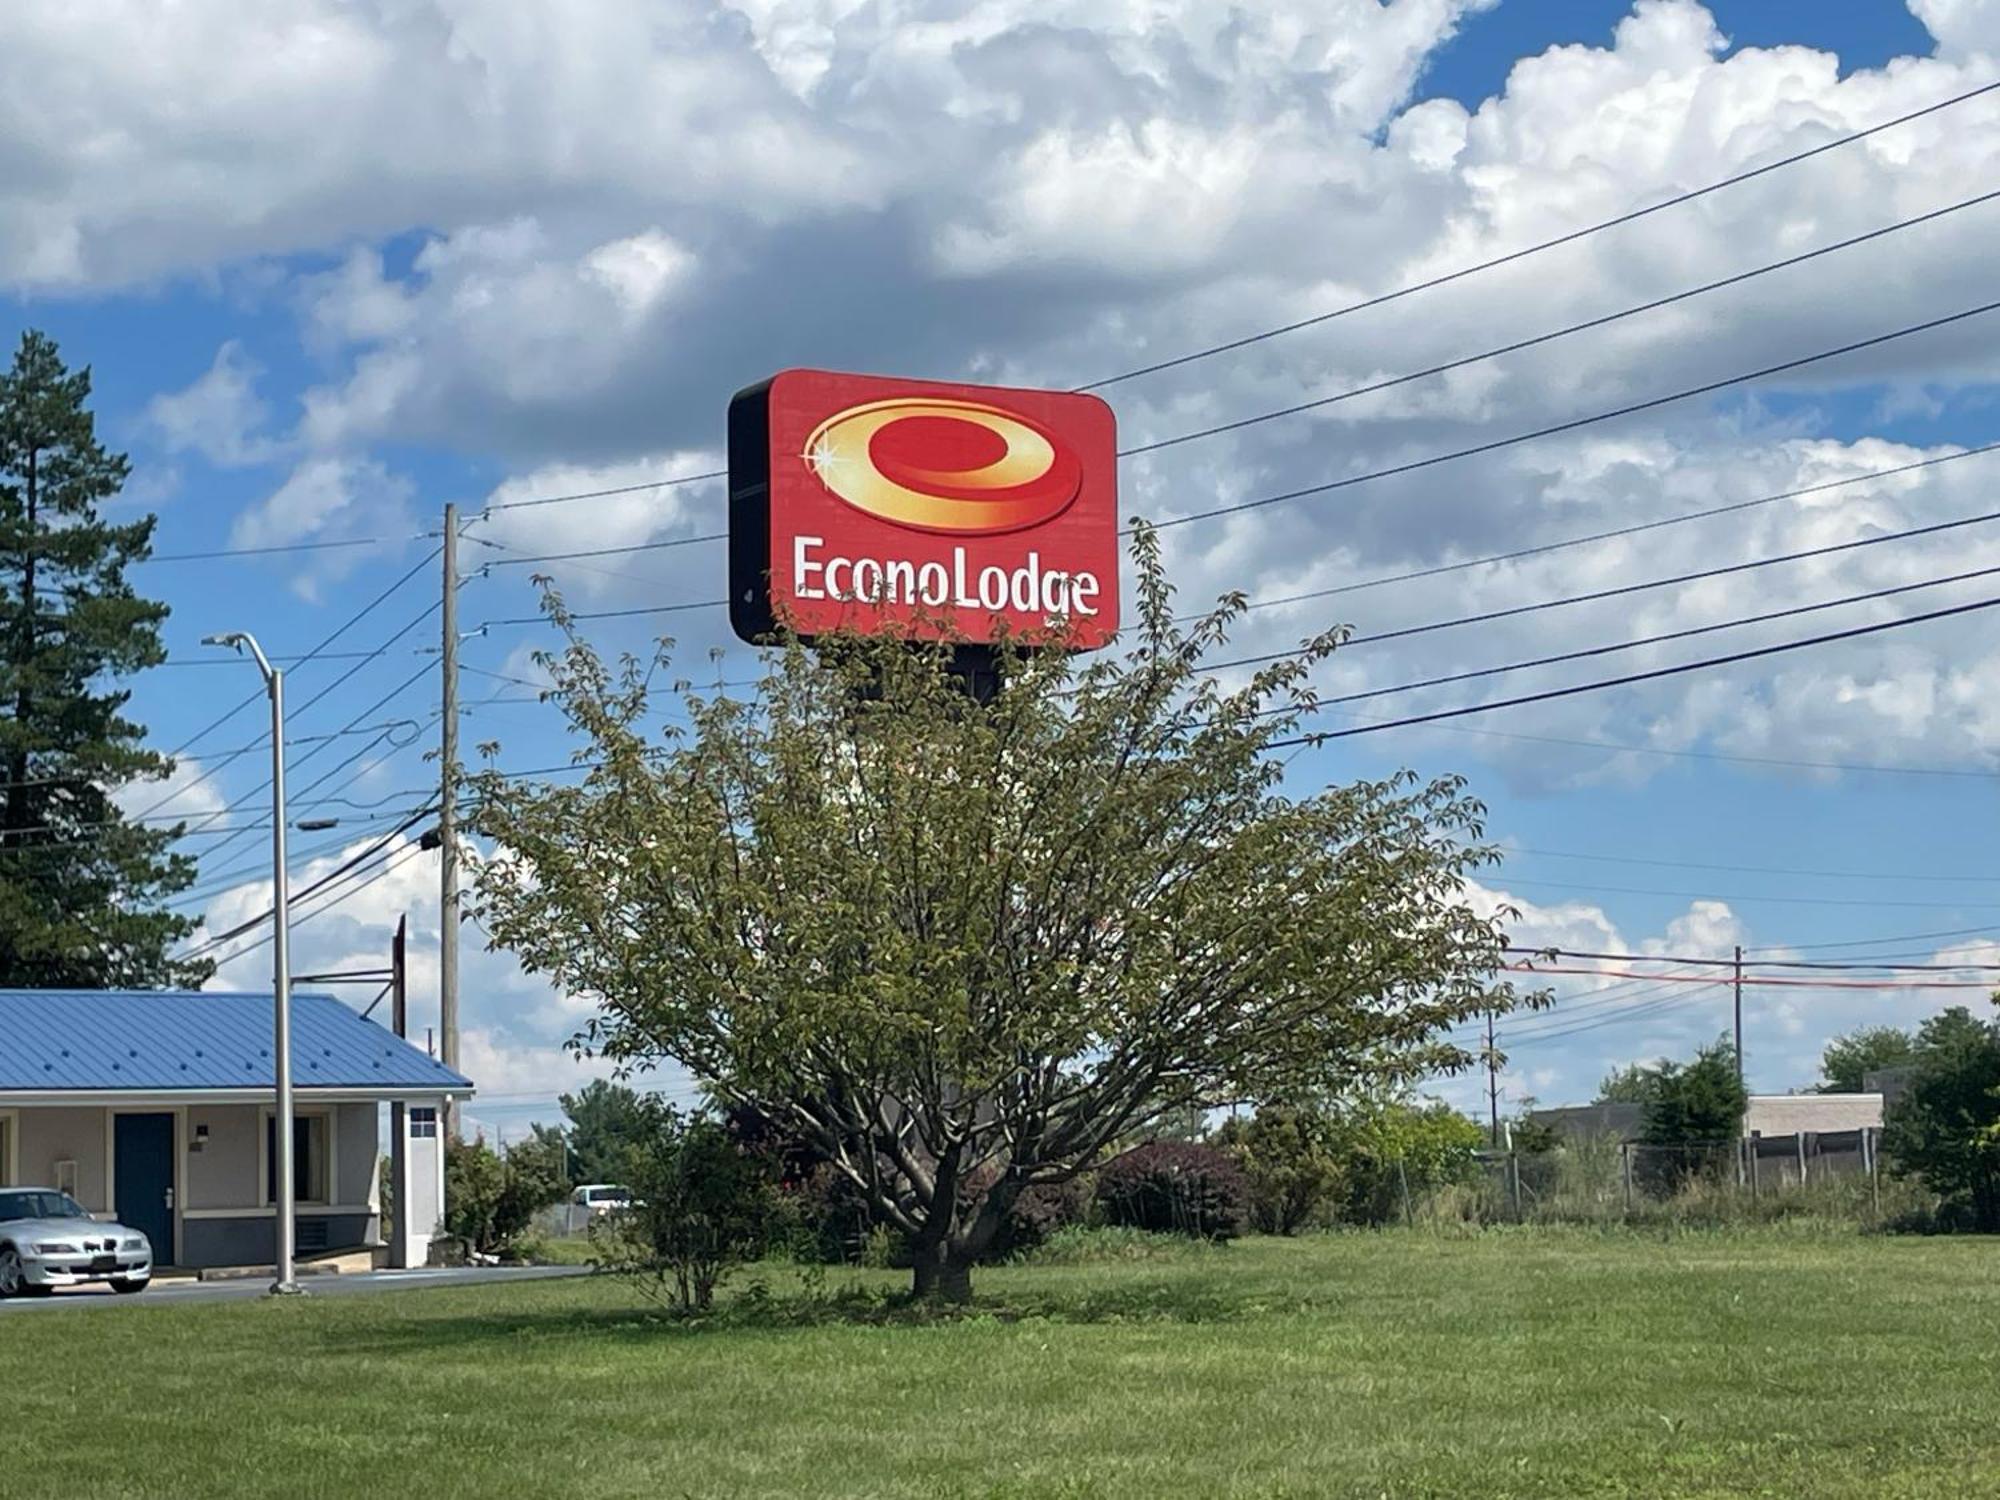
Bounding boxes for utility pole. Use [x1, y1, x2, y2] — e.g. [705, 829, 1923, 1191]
[1485, 1008, 1501, 1148]
[440, 504, 462, 1139]
[388, 916, 410, 1269]
[1733, 944, 1745, 1092]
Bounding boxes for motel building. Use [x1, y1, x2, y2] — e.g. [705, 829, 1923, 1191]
[0, 989, 472, 1273]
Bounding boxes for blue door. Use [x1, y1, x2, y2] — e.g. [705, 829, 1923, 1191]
[113, 1114, 175, 1266]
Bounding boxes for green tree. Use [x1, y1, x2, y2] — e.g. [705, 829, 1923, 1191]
[0, 330, 205, 987]
[1596, 1063, 1662, 1105]
[559, 1079, 654, 1184]
[471, 537, 1522, 1301]
[1881, 1006, 2000, 1231]
[1639, 1038, 1746, 1188]
[1817, 1024, 1916, 1094]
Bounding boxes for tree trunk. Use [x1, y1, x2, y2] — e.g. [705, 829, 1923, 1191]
[5, 446, 36, 846]
[909, 1243, 974, 1304]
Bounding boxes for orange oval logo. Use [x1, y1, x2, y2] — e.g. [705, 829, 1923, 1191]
[802, 397, 1082, 534]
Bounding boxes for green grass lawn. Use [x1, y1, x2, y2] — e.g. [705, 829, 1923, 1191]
[7, 1230, 1998, 1498]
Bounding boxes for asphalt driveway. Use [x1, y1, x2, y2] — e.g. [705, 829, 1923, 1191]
[1, 1263, 591, 1311]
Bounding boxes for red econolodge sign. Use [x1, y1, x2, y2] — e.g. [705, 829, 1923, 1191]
[728, 369, 1118, 648]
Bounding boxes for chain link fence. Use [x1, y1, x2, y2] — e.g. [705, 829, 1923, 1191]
[1416, 1129, 1902, 1227]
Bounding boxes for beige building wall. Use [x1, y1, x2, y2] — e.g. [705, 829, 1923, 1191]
[1745, 1093, 1884, 1136]
[14, 1108, 110, 1211]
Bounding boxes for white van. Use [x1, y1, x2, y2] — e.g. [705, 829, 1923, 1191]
[569, 1183, 634, 1216]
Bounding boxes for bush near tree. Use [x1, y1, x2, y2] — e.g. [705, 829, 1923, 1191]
[1636, 1038, 1747, 1190]
[1882, 1006, 2000, 1232]
[471, 537, 1522, 1301]
[594, 1102, 776, 1312]
[1818, 1025, 1918, 1094]
[1096, 1141, 1248, 1240]
[1214, 1105, 1345, 1235]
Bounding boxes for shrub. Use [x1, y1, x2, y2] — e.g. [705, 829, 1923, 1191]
[1023, 1224, 1218, 1265]
[595, 1102, 777, 1311]
[1332, 1097, 1485, 1226]
[1882, 1006, 2000, 1231]
[444, 1135, 568, 1255]
[1215, 1105, 1345, 1234]
[1095, 1141, 1247, 1240]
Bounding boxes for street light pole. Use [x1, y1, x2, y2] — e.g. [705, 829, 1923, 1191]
[203, 630, 303, 1297]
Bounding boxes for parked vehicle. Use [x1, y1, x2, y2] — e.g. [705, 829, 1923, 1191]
[568, 1183, 635, 1217]
[0, 1187, 153, 1297]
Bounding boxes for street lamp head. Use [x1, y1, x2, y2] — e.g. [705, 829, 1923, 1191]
[201, 629, 275, 680]
[295, 818, 340, 832]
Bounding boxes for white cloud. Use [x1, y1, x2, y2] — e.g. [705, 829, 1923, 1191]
[230, 456, 418, 601]
[146, 342, 277, 468]
[115, 754, 228, 828]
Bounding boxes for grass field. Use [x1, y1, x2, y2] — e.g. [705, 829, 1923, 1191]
[7, 1230, 1999, 1498]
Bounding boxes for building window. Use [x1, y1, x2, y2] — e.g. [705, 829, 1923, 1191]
[265, 1114, 330, 1205]
[409, 1107, 438, 1140]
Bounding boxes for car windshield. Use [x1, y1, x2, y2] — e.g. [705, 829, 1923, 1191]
[0, 1189, 89, 1222]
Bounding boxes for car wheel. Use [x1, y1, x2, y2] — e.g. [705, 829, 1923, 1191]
[0, 1245, 23, 1298]
[112, 1279, 149, 1296]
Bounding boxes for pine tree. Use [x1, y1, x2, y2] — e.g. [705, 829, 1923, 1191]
[0, 330, 209, 988]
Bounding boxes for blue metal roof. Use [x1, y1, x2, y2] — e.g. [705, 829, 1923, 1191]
[0, 990, 473, 1094]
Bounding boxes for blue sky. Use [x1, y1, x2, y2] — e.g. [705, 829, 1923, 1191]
[6, 0, 1999, 1129]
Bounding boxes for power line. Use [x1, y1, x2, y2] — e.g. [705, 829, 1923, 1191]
[1285, 561, 2000, 712]
[1122, 185, 2000, 458]
[1745, 923, 2000, 954]
[1075, 77, 2000, 391]
[184, 656, 437, 865]
[1206, 442, 2000, 623]
[1151, 296, 2000, 532]
[474, 469, 727, 519]
[1495, 876, 1994, 910]
[1267, 589, 2000, 749]
[199, 841, 433, 973]
[1503, 960, 1994, 989]
[140, 535, 423, 565]
[183, 806, 435, 961]
[477, 599, 725, 630]
[1502, 943, 2000, 973]
[1212, 503, 2000, 674]
[132, 546, 442, 819]
[1297, 699, 1999, 779]
[1503, 848, 2000, 888]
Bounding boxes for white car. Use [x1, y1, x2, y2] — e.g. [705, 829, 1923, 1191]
[0, 1187, 154, 1298]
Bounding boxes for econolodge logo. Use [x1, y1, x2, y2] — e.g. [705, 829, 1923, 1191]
[800, 397, 1083, 535]
[729, 369, 1118, 649]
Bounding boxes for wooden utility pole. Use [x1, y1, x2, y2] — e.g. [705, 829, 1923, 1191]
[388, 916, 411, 1268]
[1485, 1008, 1501, 1148]
[1733, 944, 1745, 1089]
[440, 505, 462, 1137]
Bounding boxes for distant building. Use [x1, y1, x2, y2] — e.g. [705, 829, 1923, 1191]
[1525, 1102, 1644, 1143]
[1744, 1092, 1882, 1137]
[1529, 1093, 1884, 1143]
